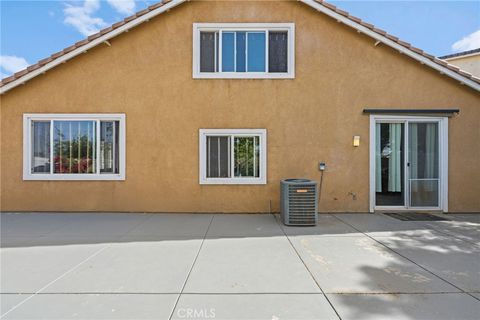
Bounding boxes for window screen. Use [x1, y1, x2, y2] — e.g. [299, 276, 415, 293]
[31, 121, 51, 173]
[268, 31, 288, 73]
[200, 32, 216, 72]
[206, 136, 230, 178]
[100, 121, 120, 174]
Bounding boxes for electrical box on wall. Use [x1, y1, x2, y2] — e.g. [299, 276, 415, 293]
[319, 162, 326, 171]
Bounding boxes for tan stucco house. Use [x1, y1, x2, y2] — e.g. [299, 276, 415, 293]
[440, 48, 480, 78]
[1, 0, 479, 213]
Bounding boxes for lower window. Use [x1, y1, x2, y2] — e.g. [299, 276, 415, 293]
[23, 114, 125, 180]
[199, 129, 267, 184]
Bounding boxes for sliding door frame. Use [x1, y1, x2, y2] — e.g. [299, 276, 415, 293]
[369, 115, 448, 213]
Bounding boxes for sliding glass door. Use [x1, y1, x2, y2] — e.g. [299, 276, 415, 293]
[373, 118, 444, 210]
[408, 122, 439, 208]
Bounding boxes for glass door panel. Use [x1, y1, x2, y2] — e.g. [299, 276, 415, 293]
[408, 122, 439, 207]
[375, 123, 405, 206]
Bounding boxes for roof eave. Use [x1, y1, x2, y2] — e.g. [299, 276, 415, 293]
[299, 0, 480, 92]
[0, 0, 187, 95]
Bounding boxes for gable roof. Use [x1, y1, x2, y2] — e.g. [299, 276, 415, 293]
[1, 0, 479, 94]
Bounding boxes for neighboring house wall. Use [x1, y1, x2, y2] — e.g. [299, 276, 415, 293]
[444, 54, 480, 78]
[1, 0, 479, 212]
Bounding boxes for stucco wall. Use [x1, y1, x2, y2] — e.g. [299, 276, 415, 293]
[446, 54, 480, 78]
[1, 0, 479, 212]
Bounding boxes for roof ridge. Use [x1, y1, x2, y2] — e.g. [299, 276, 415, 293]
[439, 48, 480, 60]
[1, 0, 479, 92]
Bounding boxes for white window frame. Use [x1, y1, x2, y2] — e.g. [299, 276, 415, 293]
[23, 113, 126, 181]
[199, 129, 267, 184]
[369, 115, 448, 213]
[193, 23, 295, 79]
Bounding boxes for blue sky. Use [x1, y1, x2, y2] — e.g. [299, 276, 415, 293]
[1, 0, 479, 78]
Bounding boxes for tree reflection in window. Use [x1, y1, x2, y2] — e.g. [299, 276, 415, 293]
[53, 121, 96, 174]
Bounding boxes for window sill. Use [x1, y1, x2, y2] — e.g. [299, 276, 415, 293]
[23, 174, 125, 181]
[200, 178, 266, 185]
[193, 72, 294, 79]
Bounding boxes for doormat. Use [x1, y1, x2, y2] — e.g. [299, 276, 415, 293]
[384, 212, 449, 221]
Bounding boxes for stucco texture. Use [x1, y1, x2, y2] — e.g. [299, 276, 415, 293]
[1, 0, 479, 213]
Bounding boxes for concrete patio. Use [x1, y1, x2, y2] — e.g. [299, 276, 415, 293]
[1, 212, 479, 319]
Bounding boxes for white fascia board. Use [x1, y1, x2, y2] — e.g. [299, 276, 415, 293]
[0, 0, 187, 95]
[300, 0, 480, 92]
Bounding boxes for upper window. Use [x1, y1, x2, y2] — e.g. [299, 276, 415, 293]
[23, 114, 125, 180]
[199, 129, 267, 184]
[193, 23, 295, 79]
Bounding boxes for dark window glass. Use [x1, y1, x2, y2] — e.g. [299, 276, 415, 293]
[206, 136, 230, 178]
[200, 32, 216, 72]
[268, 31, 288, 73]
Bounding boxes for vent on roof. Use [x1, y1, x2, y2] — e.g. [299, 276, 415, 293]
[280, 179, 318, 226]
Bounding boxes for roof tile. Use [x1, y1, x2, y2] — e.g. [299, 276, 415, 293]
[348, 15, 362, 23]
[359, 21, 374, 29]
[51, 51, 64, 59]
[434, 58, 448, 66]
[38, 57, 53, 65]
[63, 45, 77, 54]
[112, 21, 126, 29]
[397, 40, 411, 47]
[87, 32, 102, 41]
[27, 64, 41, 72]
[14, 69, 28, 78]
[372, 28, 387, 36]
[322, 2, 337, 10]
[124, 14, 137, 23]
[385, 34, 399, 42]
[335, 8, 349, 17]
[409, 46, 424, 54]
[457, 69, 472, 77]
[100, 26, 114, 35]
[136, 9, 149, 17]
[2, 75, 15, 84]
[446, 64, 460, 72]
[148, 2, 164, 10]
[75, 39, 89, 46]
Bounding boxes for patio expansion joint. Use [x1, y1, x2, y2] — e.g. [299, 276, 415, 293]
[331, 214, 480, 303]
[273, 214, 343, 320]
[167, 214, 215, 320]
[0, 244, 110, 319]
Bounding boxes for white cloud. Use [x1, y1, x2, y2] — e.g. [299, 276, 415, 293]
[452, 29, 480, 52]
[0, 55, 29, 77]
[63, 0, 107, 36]
[107, 0, 136, 15]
